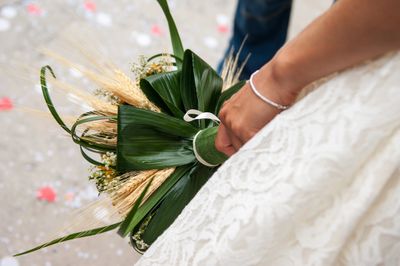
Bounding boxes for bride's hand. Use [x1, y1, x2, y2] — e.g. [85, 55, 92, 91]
[215, 63, 298, 156]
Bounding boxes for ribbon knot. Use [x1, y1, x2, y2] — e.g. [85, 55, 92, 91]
[183, 109, 220, 123]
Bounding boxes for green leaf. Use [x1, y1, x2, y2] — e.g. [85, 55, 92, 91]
[117, 106, 197, 171]
[117, 129, 194, 171]
[118, 176, 155, 237]
[118, 105, 197, 137]
[197, 69, 221, 112]
[156, 0, 184, 66]
[140, 71, 184, 118]
[141, 163, 216, 244]
[180, 50, 198, 111]
[191, 53, 223, 114]
[125, 165, 192, 241]
[14, 222, 121, 256]
[40, 65, 71, 134]
[215, 80, 245, 114]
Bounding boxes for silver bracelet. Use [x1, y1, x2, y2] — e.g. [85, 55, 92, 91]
[249, 70, 289, 110]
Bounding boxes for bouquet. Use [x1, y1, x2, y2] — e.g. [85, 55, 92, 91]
[17, 0, 244, 256]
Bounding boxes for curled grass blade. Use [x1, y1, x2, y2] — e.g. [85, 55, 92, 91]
[71, 115, 117, 152]
[14, 222, 121, 256]
[147, 53, 182, 65]
[80, 146, 105, 166]
[40, 65, 71, 134]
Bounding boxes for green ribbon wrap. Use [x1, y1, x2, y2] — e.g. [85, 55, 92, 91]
[193, 126, 228, 167]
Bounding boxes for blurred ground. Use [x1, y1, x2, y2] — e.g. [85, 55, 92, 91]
[0, 0, 329, 265]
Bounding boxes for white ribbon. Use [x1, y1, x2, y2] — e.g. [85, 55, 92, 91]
[183, 109, 220, 167]
[183, 109, 220, 123]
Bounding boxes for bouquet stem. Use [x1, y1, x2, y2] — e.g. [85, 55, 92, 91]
[195, 126, 228, 167]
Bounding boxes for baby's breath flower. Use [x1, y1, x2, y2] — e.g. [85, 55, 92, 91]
[88, 152, 117, 193]
[93, 88, 122, 106]
[131, 214, 152, 252]
[131, 55, 173, 84]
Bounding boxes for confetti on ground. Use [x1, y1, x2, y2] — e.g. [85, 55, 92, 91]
[80, 185, 99, 200]
[216, 14, 229, 33]
[217, 24, 229, 33]
[216, 14, 229, 25]
[96, 12, 112, 27]
[0, 97, 13, 111]
[1, 6, 17, 19]
[0, 18, 10, 32]
[67, 93, 92, 111]
[77, 252, 90, 259]
[203, 36, 218, 48]
[64, 192, 74, 201]
[151, 24, 163, 36]
[64, 193, 82, 208]
[135, 32, 151, 47]
[0, 256, 19, 266]
[37, 186, 57, 202]
[26, 3, 42, 16]
[69, 68, 83, 78]
[84, 1, 97, 12]
[94, 207, 110, 223]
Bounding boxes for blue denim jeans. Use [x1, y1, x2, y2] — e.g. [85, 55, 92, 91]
[218, 0, 292, 80]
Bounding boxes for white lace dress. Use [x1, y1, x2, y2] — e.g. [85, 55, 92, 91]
[136, 52, 400, 266]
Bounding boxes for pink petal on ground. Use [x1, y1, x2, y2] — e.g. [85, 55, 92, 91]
[26, 3, 42, 15]
[37, 186, 56, 203]
[84, 1, 96, 12]
[217, 24, 229, 33]
[0, 97, 13, 111]
[151, 25, 163, 36]
[64, 192, 74, 202]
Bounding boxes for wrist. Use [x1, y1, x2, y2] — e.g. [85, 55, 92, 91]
[261, 45, 318, 102]
[253, 56, 302, 107]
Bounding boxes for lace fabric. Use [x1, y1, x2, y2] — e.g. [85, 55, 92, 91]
[136, 52, 400, 266]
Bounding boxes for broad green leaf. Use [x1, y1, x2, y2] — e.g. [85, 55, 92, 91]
[140, 71, 184, 118]
[14, 222, 121, 256]
[118, 105, 197, 138]
[180, 50, 198, 111]
[197, 69, 222, 128]
[156, 0, 184, 66]
[215, 80, 245, 114]
[141, 163, 216, 244]
[117, 127, 194, 171]
[117, 106, 197, 171]
[186, 50, 222, 117]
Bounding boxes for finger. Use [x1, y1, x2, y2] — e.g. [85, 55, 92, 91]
[215, 124, 236, 157]
[225, 127, 243, 151]
[235, 128, 257, 145]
